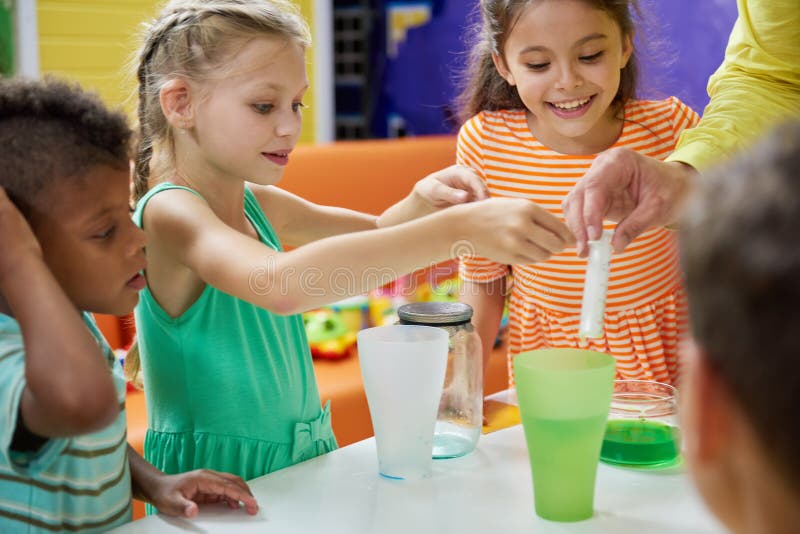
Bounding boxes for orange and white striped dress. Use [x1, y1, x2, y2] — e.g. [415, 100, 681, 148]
[458, 97, 700, 386]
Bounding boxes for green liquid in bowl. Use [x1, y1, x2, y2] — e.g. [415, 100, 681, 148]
[600, 419, 680, 466]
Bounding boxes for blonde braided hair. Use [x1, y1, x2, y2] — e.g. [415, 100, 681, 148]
[131, 0, 310, 202]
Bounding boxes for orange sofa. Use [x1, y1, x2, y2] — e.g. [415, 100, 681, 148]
[100, 135, 511, 518]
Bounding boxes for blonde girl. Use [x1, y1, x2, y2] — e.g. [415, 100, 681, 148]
[130, 0, 573, 487]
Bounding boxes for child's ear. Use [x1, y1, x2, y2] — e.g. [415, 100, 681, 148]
[620, 31, 634, 69]
[159, 78, 194, 130]
[684, 344, 731, 465]
[492, 53, 515, 86]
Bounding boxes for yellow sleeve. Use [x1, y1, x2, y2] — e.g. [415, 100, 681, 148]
[667, 0, 800, 171]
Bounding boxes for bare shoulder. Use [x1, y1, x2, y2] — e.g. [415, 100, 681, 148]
[141, 188, 212, 234]
[138, 189, 219, 316]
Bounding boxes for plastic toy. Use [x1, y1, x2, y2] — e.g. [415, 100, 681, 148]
[330, 295, 370, 332]
[303, 310, 357, 359]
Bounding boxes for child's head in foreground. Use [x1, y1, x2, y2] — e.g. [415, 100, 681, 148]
[0, 76, 146, 316]
[679, 120, 800, 532]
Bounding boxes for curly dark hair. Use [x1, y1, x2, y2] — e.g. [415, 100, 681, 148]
[0, 76, 131, 214]
[679, 120, 800, 493]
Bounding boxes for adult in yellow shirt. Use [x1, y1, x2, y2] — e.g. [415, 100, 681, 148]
[563, 0, 800, 255]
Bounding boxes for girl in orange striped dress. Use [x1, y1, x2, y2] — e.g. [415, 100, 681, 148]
[457, 0, 699, 386]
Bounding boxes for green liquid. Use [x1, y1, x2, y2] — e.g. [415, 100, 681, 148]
[522, 414, 607, 521]
[600, 419, 680, 466]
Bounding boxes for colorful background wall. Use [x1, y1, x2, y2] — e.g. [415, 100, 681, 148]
[383, 0, 740, 137]
[3, 0, 739, 141]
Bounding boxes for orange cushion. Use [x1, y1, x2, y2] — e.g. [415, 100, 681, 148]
[125, 390, 147, 519]
[279, 136, 457, 214]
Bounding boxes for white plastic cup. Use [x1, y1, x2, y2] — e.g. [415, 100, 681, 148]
[579, 230, 613, 340]
[357, 325, 449, 480]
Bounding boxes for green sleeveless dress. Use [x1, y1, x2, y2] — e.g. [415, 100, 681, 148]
[133, 183, 337, 488]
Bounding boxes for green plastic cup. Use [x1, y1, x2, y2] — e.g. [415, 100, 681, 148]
[514, 348, 616, 522]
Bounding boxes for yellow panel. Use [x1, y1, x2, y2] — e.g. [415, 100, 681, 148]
[38, 0, 161, 113]
[38, 0, 319, 142]
[295, 0, 315, 144]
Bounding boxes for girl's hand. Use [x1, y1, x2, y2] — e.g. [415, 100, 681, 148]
[0, 186, 41, 285]
[148, 469, 259, 518]
[413, 164, 489, 208]
[462, 198, 575, 265]
[379, 165, 489, 227]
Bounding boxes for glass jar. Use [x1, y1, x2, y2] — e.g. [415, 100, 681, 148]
[397, 301, 482, 458]
[599, 380, 680, 468]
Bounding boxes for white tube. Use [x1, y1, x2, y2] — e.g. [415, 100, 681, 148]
[579, 230, 613, 340]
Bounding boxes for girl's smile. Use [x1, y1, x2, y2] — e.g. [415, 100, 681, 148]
[547, 94, 597, 119]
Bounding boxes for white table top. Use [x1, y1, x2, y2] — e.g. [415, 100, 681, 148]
[111, 424, 726, 534]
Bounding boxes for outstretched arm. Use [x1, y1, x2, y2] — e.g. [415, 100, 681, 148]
[249, 185, 376, 247]
[144, 189, 573, 315]
[254, 164, 489, 246]
[0, 188, 118, 439]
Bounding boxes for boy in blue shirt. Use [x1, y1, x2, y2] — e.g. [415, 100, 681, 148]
[0, 77, 258, 532]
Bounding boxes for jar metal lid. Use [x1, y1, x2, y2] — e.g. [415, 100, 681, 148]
[397, 302, 473, 325]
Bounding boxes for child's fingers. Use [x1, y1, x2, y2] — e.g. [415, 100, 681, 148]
[529, 205, 576, 248]
[183, 500, 199, 518]
[455, 169, 489, 200]
[418, 179, 468, 206]
[195, 494, 222, 504]
[157, 494, 199, 518]
[200, 470, 254, 495]
[524, 224, 572, 255]
[192, 477, 260, 515]
[509, 224, 572, 263]
[513, 241, 554, 264]
[417, 165, 488, 205]
[439, 185, 469, 205]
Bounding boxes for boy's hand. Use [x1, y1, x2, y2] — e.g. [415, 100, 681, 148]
[413, 165, 489, 208]
[149, 469, 259, 518]
[0, 186, 41, 284]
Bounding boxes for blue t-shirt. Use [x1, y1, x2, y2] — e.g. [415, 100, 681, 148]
[0, 313, 132, 532]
